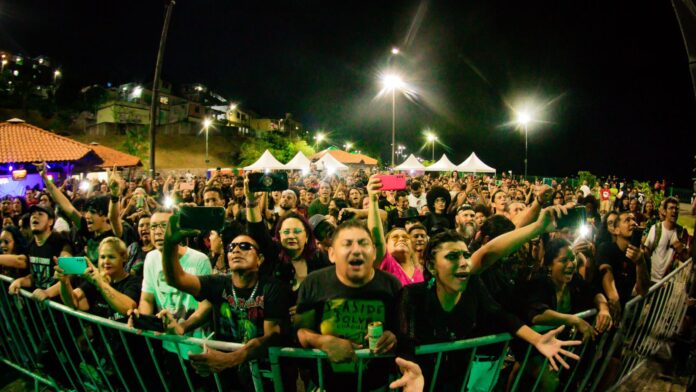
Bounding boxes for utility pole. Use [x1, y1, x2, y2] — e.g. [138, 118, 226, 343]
[148, 0, 175, 178]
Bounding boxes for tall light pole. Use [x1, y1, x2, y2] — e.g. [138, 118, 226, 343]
[148, 0, 176, 178]
[515, 111, 532, 178]
[381, 74, 405, 167]
[314, 132, 325, 149]
[426, 132, 438, 160]
[202, 118, 212, 164]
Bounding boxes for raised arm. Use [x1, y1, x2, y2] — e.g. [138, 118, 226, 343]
[36, 162, 81, 225]
[367, 175, 386, 265]
[107, 167, 124, 238]
[471, 205, 567, 273]
[161, 213, 202, 297]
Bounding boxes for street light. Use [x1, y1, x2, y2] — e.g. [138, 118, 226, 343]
[343, 142, 353, 151]
[314, 132, 325, 149]
[515, 110, 533, 178]
[202, 118, 213, 164]
[381, 73, 406, 167]
[426, 132, 438, 161]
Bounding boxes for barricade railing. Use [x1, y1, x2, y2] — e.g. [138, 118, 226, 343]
[1, 261, 692, 392]
[268, 309, 601, 392]
[589, 257, 693, 392]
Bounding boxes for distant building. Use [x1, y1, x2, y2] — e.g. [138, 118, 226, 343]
[251, 113, 303, 135]
[0, 50, 62, 99]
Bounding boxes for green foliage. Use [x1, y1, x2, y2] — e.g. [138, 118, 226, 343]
[577, 171, 598, 188]
[237, 132, 316, 166]
[121, 126, 149, 166]
[633, 180, 663, 206]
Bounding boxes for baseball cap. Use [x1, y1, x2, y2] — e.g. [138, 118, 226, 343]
[28, 204, 55, 219]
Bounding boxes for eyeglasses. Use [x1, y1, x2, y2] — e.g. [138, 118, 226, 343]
[280, 228, 304, 236]
[150, 223, 168, 231]
[228, 242, 258, 252]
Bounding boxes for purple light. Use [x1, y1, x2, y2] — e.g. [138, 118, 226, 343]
[8, 165, 13, 171]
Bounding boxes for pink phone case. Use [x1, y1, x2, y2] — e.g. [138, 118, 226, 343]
[376, 174, 407, 191]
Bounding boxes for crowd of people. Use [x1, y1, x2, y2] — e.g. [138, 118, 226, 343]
[0, 162, 694, 391]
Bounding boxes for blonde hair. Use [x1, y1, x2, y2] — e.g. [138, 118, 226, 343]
[99, 237, 128, 260]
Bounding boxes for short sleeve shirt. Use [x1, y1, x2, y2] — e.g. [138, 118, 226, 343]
[597, 242, 636, 305]
[79, 274, 142, 320]
[29, 232, 70, 289]
[142, 247, 212, 358]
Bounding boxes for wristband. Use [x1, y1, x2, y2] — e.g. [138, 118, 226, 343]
[110, 195, 120, 203]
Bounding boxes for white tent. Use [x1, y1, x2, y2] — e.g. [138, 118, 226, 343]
[284, 151, 311, 171]
[315, 152, 349, 172]
[243, 150, 286, 171]
[394, 154, 426, 171]
[424, 154, 458, 172]
[456, 152, 496, 173]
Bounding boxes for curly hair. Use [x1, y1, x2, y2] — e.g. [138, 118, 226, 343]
[426, 186, 451, 213]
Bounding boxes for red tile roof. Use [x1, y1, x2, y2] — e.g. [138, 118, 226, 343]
[311, 149, 378, 165]
[0, 119, 93, 163]
[89, 143, 142, 168]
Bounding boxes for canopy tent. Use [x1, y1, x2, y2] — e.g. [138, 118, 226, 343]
[394, 154, 426, 171]
[423, 154, 458, 172]
[283, 151, 312, 171]
[456, 152, 496, 173]
[243, 150, 286, 171]
[314, 152, 349, 172]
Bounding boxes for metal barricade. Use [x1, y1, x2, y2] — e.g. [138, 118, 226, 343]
[269, 310, 599, 392]
[588, 257, 693, 392]
[0, 274, 244, 392]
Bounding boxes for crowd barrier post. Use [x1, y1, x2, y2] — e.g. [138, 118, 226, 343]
[589, 257, 693, 392]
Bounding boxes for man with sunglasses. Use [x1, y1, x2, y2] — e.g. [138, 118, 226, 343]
[160, 213, 291, 390]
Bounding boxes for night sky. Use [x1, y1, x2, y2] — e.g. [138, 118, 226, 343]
[1, 1, 694, 186]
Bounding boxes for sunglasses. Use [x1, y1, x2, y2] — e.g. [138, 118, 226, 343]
[228, 241, 258, 252]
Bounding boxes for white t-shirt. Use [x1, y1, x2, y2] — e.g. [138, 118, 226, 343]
[142, 247, 212, 358]
[408, 193, 427, 212]
[644, 223, 677, 282]
[580, 185, 591, 197]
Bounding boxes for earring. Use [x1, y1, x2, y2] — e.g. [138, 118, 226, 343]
[427, 277, 435, 290]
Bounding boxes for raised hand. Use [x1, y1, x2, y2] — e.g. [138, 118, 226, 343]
[533, 325, 581, 372]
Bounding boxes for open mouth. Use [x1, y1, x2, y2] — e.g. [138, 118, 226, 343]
[454, 272, 470, 280]
[348, 259, 364, 269]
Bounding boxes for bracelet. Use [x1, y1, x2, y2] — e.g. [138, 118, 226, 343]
[110, 195, 119, 203]
[246, 200, 258, 208]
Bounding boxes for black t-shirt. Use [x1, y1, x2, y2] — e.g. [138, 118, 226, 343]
[518, 274, 597, 324]
[597, 241, 636, 305]
[78, 274, 142, 320]
[78, 217, 116, 262]
[296, 266, 402, 391]
[195, 275, 291, 343]
[29, 232, 71, 289]
[398, 278, 523, 390]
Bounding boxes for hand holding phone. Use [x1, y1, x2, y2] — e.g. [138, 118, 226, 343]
[57, 257, 88, 275]
[179, 206, 225, 232]
[630, 228, 644, 248]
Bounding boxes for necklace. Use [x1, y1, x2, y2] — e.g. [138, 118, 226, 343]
[231, 281, 259, 318]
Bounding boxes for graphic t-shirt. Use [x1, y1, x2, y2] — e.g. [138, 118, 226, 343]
[29, 232, 71, 289]
[79, 273, 142, 320]
[600, 188, 611, 201]
[142, 247, 212, 358]
[195, 275, 290, 343]
[297, 266, 402, 390]
[77, 217, 117, 262]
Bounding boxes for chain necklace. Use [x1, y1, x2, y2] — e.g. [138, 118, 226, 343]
[231, 281, 259, 317]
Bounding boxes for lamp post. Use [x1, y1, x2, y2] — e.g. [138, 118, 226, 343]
[381, 74, 405, 167]
[203, 118, 212, 164]
[515, 111, 532, 178]
[314, 133, 325, 149]
[343, 142, 353, 152]
[426, 132, 438, 161]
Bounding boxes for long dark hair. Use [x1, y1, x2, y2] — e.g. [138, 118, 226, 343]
[1, 225, 29, 255]
[273, 212, 318, 264]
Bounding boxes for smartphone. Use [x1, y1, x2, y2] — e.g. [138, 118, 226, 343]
[376, 174, 407, 191]
[248, 172, 289, 192]
[179, 182, 195, 191]
[132, 314, 166, 332]
[136, 194, 145, 208]
[179, 206, 225, 232]
[630, 228, 644, 248]
[556, 207, 586, 229]
[57, 257, 88, 275]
